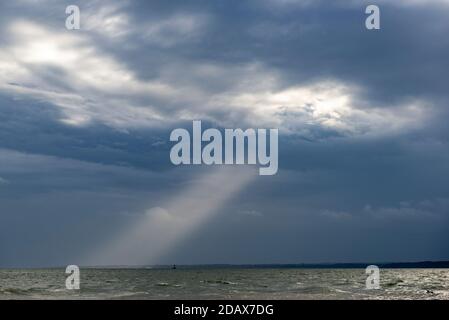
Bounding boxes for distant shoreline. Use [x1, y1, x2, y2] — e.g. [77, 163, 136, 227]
[3, 261, 449, 270]
[148, 261, 449, 269]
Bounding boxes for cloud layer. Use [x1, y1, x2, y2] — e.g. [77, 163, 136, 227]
[0, 0, 448, 266]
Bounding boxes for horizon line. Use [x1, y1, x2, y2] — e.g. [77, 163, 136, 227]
[2, 260, 449, 270]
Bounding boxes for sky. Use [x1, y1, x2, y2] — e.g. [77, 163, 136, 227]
[0, 0, 448, 267]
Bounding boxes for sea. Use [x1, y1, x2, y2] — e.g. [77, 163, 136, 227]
[0, 268, 448, 300]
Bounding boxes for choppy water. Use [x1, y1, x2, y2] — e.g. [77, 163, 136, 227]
[0, 268, 448, 300]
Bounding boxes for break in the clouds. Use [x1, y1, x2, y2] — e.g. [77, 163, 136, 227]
[0, 0, 448, 267]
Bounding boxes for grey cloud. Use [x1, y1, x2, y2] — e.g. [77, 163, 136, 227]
[0, 0, 448, 266]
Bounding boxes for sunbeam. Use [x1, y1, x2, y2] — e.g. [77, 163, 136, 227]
[85, 167, 256, 266]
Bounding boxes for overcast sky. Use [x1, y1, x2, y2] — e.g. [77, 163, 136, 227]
[0, 0, 448, 267]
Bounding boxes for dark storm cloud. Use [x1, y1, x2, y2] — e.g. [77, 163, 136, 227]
[2, 0, 447, 131]
[0, 93, 172, 171]
[87, 0, 449, 108]
[0, 0, 448, 266]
